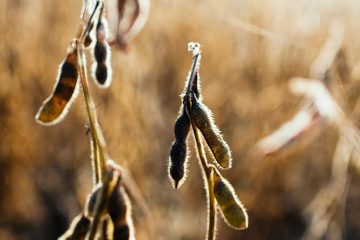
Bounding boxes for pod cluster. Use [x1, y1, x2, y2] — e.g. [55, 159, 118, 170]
[59, 163, 134, 240]
[168, 42, 248, 236]
[36, 2, 114, 126]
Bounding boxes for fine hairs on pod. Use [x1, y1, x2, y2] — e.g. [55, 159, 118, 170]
[92, 12, 112, 88]
[189, 92, 232, 169]
[168, 105, 191, 189]
[35, 41, 80, 125]
[58, 214, 91, 240]
[108, 176, 135, 240]
[212, 167, 248, 230]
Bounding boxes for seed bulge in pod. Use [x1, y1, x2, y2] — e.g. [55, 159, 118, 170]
[174, 107, 191, 141]
[189, 93, 232, 168]
[95, 63, 108, 85]
[213, 168, 248, 230]
[169, 140, 187, 189]
[94, 41, 107, 63]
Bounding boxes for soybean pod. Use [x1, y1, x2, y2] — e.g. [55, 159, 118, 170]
[36, 43, 80, 125]
[168, 105, 191, 189]
[189, 92, 232, 169]
[212, 168, 248, 230]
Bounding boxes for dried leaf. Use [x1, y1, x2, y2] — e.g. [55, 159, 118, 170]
[106, 0, 150, 50]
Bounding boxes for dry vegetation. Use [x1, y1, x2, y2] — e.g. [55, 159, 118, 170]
[2, 0, 360, 239]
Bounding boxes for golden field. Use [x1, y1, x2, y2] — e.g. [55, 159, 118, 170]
[1, 0, 360, 239]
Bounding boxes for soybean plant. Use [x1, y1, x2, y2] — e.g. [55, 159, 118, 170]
[168, 42, 248, 240]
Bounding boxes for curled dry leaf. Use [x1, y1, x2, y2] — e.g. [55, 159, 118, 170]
[255, 104, 324, 156]
[212, 167, 248, 230]
[289, 77, 346, 125]
[106, 0, 150, 50]
[36, 42, 80, 125]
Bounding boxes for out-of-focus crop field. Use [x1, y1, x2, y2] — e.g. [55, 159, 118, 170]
[1, 0, 360, 239]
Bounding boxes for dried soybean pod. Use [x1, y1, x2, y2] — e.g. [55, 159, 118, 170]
[58, 214, 91, 240]
[168, 106, 191, 189]
[35, 43, 80, 125]
[108, 177, 135, 240]
[92, 16, 112, 88]
[212, 168, 248, 230]
[189, 93, 232, 169]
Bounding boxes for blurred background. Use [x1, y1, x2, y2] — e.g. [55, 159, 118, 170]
[1, 0, 360, 239]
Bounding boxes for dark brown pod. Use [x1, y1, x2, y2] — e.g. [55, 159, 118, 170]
[189, 93, 232, 168]
[58, 214, 91, 240]
[36, 44, 79, 125]
[108, 177, 134, 240]
[92, 17, 112, 88]
[212, 168, 248, 230]
[168, 107, 191, 189]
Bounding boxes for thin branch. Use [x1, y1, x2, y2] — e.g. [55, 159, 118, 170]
[189, 120, 216, 240]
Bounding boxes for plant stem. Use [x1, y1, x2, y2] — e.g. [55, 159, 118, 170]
[207, 167, 216, 240]
[77, 45, 107, 182]
[190, 122, 216, 240]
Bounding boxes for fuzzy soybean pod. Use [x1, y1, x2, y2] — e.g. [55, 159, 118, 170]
[212, 168, 248, 230]
[108, 177, 135, 240]
[58, 214, 91, 240]
[92, 17, 112, 88]
[169, 105, 191, 189]
[189, 93, 232, 169]
[35, 44, 79, 125]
